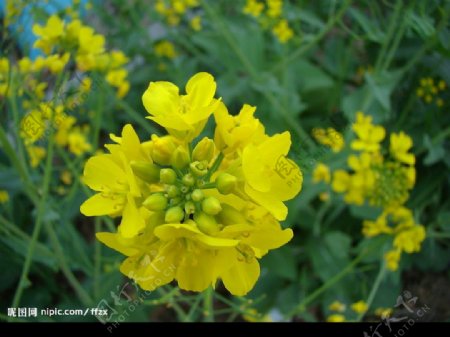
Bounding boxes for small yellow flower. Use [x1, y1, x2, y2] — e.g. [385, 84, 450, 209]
[390, 132, 415, 165]
[0, 190, 9, 204]
[351, 300, 368, 314]
[384, 249, 401, 271]
[272, 19, 294, 43]
[190, 15, 202, 31]
[375, 307, 393, 318]
[142, 72, 219, 141]
[60, 170, 73, 185]
[327, 314, 346, 322]
[393, 225, 426, 253]
[329, 300, 346, 313]
[313, 163, 331, 184]
[243, 0, 265, 18]
[154, 40, 177, 59]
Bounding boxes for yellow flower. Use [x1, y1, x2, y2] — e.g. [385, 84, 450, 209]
[312, 127, 344, 152]
[0, 190, 9, 204]
[243, 0, 264, 17]
[142, 72, 219, 141]
[327, 314, 346, 322]
[351, 300, 368, 314]
[26, 145, 46, 168]
[33, 15, 65, 54]
[154, 40, 177, 59]
[362, 213, 393, 237]
[313, 163, 331, 184]
[329, 300, 346, 312]
[393, 225, 426, 253]
[190, 16, 202, 31]
[242, 132, 302, 220]
[68, 128, 92, 156]
[384, 249, 401, 271]
[266, 0, 283, 18]
[272, 19, 294, 43]
[60, 170, 73, 185]
[214, 102, 266, 153]
[375, 307, 393, 318]
[351, 112, 385, 153]
[390, 132, 415, 165]
[80, 124, 147, 238]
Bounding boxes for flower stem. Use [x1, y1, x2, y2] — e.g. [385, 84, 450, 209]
[356, 261, 387, 321]
[203, 286, 214, 322]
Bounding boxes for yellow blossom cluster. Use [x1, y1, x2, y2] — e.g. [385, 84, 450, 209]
[33, 14, 130, 97]
[243, 0, 294, 43]
[154, 0, 201, 30]
[80, 72, 303, 295]
[312, 127, 345, 153]
[313, 111, 425, 271]
[416, 77, 446, 107]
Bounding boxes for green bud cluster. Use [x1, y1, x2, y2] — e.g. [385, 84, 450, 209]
[141, 149, 237, 235]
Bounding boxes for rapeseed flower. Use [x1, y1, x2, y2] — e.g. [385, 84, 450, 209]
[82, 72, 302, 295]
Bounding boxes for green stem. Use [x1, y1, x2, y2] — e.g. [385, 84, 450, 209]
[0, 125, 38, 204]
[201, 0, 314, 148]
[44, 220, 94, 306]
[286, 238, 385, 319]
[11, 118, 56, 308]
[93, 218, 101, 299]
[203, 286, 214, 322]
[271, 0, 352, 73]
[356, 262, 387, 321]
[374, 0, 403, 72]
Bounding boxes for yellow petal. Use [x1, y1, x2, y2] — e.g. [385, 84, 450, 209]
[176, 249, 216, 292]
[185, 72, 216, 108]
[82, 154, 125, 192]
[242, 145, 270, 192]
[80, 193, 124, 216]
[221, 252, 260, 296]
[118, 195, 145, 238]
[96, 232, 139, 256]
[155, 224, 239, 248]
[142, 81, 180, 117]
[244, 184, 288, 220]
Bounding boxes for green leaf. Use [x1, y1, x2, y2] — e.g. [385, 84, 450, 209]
[262, 246, 298, 281]
[348, 8, 385, 42]
[406, 10, 435, 39]
[309, 231, 351, 282]
[423, 135, 445, 165]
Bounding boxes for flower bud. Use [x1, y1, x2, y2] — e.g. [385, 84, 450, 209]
[130, 161, 160, 184]
[143, 193, 168, 211]
[217, 204, 247, 226]
[182, 173, 195, 187]
[190, 160, 208, 177]
[192, 137, 215, 162]
[160, 168, 177, 184]
[171, 146, 190, 169]
[165, 206, 184, 223]
[216, 173, 237, 194]
[150, 135, 176, 165]
[167, 185, 180, 198]
[201, 196, 222, 215]
[194, 212, 220, 235]
[191, 189, 204, 202]
[184, 201, 196, 215]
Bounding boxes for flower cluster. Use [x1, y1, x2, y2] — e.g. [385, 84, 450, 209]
[312, 127, 345, 153]
[154, 0, 202, 30]
[80, 72, 302, 295]
[415, 77, 446, 107]
[33, 14, 130, 97]
[313, 112, 425, 271]
[243, 0, 294, 43]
